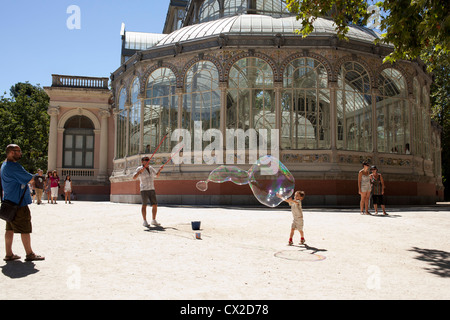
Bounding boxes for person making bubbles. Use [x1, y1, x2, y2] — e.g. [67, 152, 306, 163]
[279, 191, 306, 245]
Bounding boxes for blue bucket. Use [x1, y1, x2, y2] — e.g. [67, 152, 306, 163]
[191, 221, 201, 230]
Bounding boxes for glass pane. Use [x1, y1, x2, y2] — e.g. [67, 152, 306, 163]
[119, 88, 127, 110]
[75, 135, 83, 149]
[86, 135, 94, 149]
[65, 135, 73, 148]
[85, 152, 93, 167]
[64, 151, 72, 167]
[75, 151, 83, 166]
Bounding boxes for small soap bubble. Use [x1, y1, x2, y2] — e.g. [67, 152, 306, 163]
[196, 180, 208, 192]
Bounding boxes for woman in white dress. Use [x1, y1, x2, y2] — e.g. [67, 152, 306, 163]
[358, 161, 372, 215]
[64, 175, 72, 204]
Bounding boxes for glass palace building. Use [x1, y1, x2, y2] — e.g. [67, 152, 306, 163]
[107, 0, 443, 205]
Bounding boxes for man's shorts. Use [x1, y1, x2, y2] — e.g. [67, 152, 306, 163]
[372, 194, 385, 206]
[6, 206, 32, 234]
[141, 190, 157, 206]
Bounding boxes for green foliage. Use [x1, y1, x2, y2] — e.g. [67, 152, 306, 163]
[286, 0, 450, 199]
[379, 0, 450, 67]
[0, 82, 50, 173]
[286, 0, 450, 68]
[428, 52, 450, 198]
[286, 0, 371, 40]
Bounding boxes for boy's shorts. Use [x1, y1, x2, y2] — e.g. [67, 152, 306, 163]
[6, 206, 32, 234]
[291, 218, 304, 231]
[141, 190, 157, 206]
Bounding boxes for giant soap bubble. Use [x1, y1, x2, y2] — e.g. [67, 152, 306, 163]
[196, 155, 295, 207]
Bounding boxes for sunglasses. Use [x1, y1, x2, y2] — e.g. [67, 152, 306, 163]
[142, 158, 150, 162]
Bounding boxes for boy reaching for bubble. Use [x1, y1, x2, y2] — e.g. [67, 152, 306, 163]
[278, 191, 306, 245]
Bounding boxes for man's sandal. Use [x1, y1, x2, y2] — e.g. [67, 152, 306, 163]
[3, 254, 21, 261]
[25, 253, 45, 261]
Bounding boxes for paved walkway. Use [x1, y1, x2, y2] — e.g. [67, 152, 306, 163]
[0, 201, 449, 300]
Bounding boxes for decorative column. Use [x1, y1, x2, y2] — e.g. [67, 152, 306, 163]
[273, 82, 283, 159]
[176, 87, 184, 131]
[372, 88, 379, 164]
[98, 109, 111, 180]
[329, 81, 338, 166]
[124, 102, 131, 158]
[47, 106, 60, 171]
[219, 81, 228, 165]
[138, 93, 146, 154]
[112, 108, 120, 159]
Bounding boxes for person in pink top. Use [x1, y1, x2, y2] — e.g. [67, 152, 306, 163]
[49, 170, 60, 204]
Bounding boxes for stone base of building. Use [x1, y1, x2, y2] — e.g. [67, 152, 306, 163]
[70, 183, 111, 201]
[110, 178, 441, 206]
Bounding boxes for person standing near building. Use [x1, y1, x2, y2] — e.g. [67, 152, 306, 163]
[370, 165, 388, 215]
[1, 144, 44, 261]
[64, 175, 72, 204]
[49, 170, 59, 204]
[133, 156, 161, 228]
[33, 169, 45, 205]
[44, 170, 52, 203]
[358, 161, 372, 215]
[279, 191, 306, 245]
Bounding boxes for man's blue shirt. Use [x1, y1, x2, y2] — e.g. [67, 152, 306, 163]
[1, 161, 32, 206]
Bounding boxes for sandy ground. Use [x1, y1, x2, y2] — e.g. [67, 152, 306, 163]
[0, 200, 449, 300]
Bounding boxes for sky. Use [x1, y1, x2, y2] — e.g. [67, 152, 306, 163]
[0, 0, 170, 96]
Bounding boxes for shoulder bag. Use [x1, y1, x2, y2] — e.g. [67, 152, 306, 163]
[0, 187, 27, 222]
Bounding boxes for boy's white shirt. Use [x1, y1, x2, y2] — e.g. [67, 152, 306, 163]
[290, 199, 303, 220]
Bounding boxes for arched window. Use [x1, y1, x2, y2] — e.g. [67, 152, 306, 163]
[337, 61, 372, 152]
[116, 87, 127, 159]
[255, 0, 288, 17]
[376, 68, 409, 154]
[199, 0, 221, 23]
[63, 116, 95, 168]
[224, 0, 246, 16]
[145, 68, 178, 153]
[282, 57, 330, 149]
[183, 60, 221, 149]
[129, 78, 141, 156]
[228, 57, 274, 131]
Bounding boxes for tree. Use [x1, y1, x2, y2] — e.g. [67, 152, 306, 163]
[286, 0, 450, 199]
[0, 82, 50, 173]
[427, 51, 450, 199]
[285, 0, 371, 39]
[285, 0, 450, 69]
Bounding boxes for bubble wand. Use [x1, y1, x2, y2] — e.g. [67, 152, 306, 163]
[148, 132, 169, 162]
[158, 144, 184, 172]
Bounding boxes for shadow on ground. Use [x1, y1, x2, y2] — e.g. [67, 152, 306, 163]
[409, 247, 450, 278]
[1, 261, 39, 279]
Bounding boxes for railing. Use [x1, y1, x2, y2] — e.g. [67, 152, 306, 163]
[61, 169, 95, 178]
[51, 74, 109, 89]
